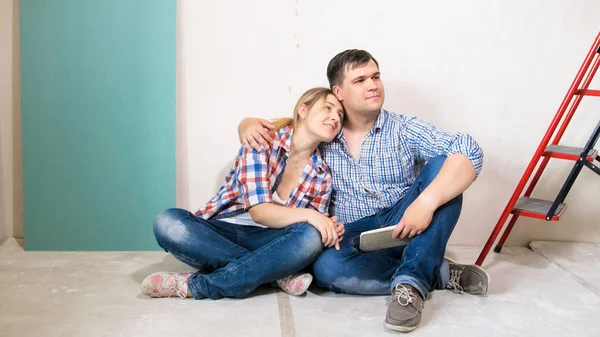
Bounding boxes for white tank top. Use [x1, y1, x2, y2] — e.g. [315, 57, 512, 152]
[218, 191, 288, 228]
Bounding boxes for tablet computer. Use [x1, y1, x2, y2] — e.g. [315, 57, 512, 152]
[359, 226, 411, 252]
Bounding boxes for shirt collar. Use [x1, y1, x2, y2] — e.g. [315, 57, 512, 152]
[272, 125, 293, 153]
[334, 128, 344, 140]
[372, 109, 387, 133]
[309, 150, 327, 173]
[334, 109, 387, 140]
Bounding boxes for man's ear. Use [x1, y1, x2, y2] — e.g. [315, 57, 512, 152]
[332, 85, 343, 101]
[297, 105, 308, 120]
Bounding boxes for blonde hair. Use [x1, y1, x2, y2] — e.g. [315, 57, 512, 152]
[271, 87, 335, 131]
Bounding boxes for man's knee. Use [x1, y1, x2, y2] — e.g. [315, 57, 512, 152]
[313, 249, 390, 294]
[424, 155, 446, 173]
[453, 193, 463, 206]
[312, 248, 344, 288]
[417, 155, 447, 186]
[153, 208, 190, 248]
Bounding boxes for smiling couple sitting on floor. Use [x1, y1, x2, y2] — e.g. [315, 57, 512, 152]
[140, 49, 490, 333]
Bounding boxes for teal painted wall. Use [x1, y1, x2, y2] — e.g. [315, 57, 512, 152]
[21, 0, 176, 250]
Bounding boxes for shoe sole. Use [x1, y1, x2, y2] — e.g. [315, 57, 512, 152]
[384, 322, 419, 332]
[444, 257, 491, 295]
[279, 274, 313, 296]
[290, 274, 313, 296]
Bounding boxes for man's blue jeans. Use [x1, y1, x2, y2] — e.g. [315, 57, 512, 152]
[312, 156, 460, 298]
[153, 209, 323, 299]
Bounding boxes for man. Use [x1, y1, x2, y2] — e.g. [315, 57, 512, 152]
[239, 49, 489, 333]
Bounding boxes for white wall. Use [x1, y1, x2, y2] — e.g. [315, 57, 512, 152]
[178, 0, 600, 246]
[2, 0, 598, 247]
[179, 0, 600, 246]
[0, 0, 22, 243]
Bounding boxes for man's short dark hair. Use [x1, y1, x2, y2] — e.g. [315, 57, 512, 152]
[327, 49, 379, 88]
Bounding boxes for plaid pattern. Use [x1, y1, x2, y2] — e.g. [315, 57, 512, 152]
[195, 126, 332, 219]
[320, 110, 483, 224]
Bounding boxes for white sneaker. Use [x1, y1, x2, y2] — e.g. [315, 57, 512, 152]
[141, 271, 194, 298]
[276, 273, 313, 296]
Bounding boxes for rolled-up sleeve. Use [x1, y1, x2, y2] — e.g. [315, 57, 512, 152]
[237, 147, 273, 208]
[404, 116, 484, 177]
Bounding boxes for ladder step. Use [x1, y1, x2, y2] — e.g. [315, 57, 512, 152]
[511, 197, 567, 221]
[543, 145, 598, 161]
[575, 89, 600, 96]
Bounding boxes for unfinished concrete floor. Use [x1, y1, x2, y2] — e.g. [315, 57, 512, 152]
[1, 238, 599, 337]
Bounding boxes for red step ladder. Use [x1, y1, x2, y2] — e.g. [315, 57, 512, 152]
[476, 32, 600, 266]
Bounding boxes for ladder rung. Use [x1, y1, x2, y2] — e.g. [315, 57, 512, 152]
[511, 197, 566, 221]
[575, 89, 600, 96]
[543, 145, 598, 161]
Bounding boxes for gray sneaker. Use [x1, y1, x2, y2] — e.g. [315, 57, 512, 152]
[445, 257, 490, 295]
[385, 284, 424, 332]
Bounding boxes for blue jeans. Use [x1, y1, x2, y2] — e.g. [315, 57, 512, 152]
[153, 208, 323, 299]
[312, 156, 460, 298]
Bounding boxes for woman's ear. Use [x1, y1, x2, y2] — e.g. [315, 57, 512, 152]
[297, 105, 308, 120]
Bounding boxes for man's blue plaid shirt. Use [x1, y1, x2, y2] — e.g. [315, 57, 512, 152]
[319, 109, 483, 224]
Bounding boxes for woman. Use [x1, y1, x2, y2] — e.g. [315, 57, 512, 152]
[142, 87, 345, 300]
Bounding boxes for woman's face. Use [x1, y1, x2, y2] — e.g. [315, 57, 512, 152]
[303, 94, 344, 142]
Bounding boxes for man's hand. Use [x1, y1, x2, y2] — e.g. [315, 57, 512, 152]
[392, 197, 437, 240]
[238, 118, 275, 151]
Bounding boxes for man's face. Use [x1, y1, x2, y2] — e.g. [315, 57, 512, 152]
[333, 59, 385, 115]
